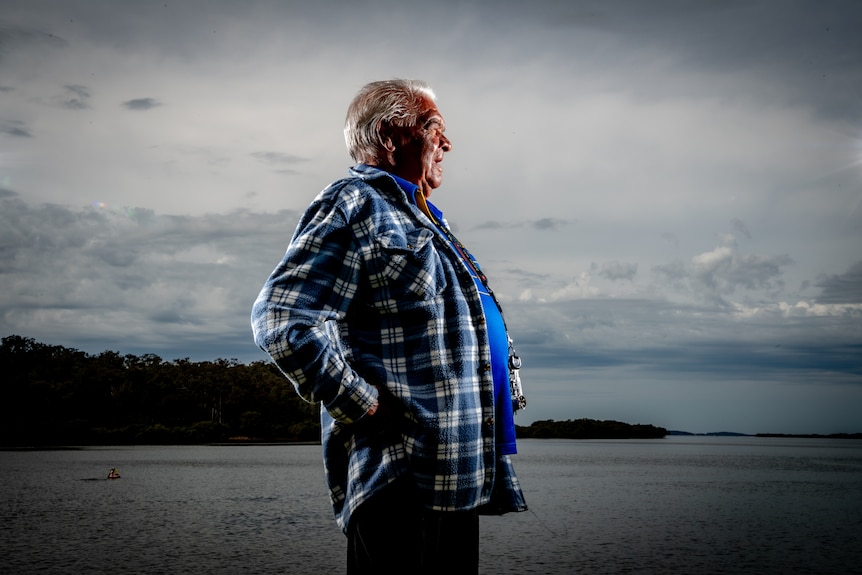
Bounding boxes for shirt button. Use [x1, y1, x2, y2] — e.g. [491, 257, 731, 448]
[478, 362, 492, 373]
[485, 417, 495, 427]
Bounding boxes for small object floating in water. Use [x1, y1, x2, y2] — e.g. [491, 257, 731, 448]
[107, 468, 121, 479]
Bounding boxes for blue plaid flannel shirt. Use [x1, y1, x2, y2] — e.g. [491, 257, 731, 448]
[252, 164, 527, 532]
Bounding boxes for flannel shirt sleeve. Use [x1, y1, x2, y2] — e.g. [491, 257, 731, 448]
[251, 196, 376, 424]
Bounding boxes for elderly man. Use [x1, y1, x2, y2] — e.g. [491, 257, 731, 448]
[252, 79, 526, 574]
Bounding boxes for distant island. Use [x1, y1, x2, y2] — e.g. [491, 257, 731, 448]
[668, 430, 751, 437]
[755, 432, 862, 439]
[517, 419, 667, 439]
[669, 430, 862, 440]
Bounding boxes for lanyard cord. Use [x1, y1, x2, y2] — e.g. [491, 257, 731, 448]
[413, 191, 494, 300]
[413, 189, 526, 411]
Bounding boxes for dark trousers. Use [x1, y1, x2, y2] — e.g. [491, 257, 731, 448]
[346, 481, 480, 575]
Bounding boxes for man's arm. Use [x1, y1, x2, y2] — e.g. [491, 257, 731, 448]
[251, 198, 377, 424]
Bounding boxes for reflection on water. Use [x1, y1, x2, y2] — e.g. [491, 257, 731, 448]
[2, 438, 861, 574]
[1, 445, 343, 574]
[485, 437, 862, 574]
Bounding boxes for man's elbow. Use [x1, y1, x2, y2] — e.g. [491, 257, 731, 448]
[250, 297, 276, 351]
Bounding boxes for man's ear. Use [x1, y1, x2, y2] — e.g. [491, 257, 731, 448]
[377, 121, 397, 153]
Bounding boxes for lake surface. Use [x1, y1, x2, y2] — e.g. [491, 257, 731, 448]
[2, 437, 861, 574]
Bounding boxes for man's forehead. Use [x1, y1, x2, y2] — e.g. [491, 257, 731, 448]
[419, 102, 445, 124]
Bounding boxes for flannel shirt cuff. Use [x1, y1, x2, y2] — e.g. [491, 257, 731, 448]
[325, 376, 378, 424]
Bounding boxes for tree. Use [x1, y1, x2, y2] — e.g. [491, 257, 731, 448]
[0, 335, 321, 445]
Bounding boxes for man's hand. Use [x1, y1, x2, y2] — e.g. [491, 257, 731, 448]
[367, 385, 396, 419]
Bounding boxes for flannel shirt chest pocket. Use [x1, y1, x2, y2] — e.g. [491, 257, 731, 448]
[367, 227, 449, 309]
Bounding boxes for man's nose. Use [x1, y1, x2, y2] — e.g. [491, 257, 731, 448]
[441, 134, 452, 151]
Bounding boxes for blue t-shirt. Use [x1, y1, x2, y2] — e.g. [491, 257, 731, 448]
[389, 173, 517, 455]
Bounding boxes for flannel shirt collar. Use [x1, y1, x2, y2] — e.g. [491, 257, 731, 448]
[352, 165, 447, 225]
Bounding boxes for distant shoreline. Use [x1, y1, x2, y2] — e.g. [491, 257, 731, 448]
[669, 430, 862, 439]
[8, 434, 861, 451]
[4, 434, 862, 451]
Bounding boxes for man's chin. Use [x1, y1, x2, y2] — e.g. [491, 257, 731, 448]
[427, 173, 444, 192]
[425, 181, 443, 196]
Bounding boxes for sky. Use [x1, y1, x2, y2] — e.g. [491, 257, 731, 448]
[2, 0, 861, 435]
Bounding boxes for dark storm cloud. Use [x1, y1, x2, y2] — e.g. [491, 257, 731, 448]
[816, 261, 862, 304]
[0, 120, 32, 137]
[521, 0, 862, 122]
[474, 221, 507, 231]
[250, 151, 308, 176]
[251, 152, 307, 165]
[1, 0, 368, 68]
[62, 84, 91, 110]
[0, 25, 67, 59]
[596, 261, 638, 282]
[509, 297, 862, 384]
[724, 253, 794, 291]
[525, 336, 862, 382]
[474, 218, 568, 231]
[0, 196, 300, 362]
[531, 218, 567, 231]
[627, 338, 862, 380]
[122, 97, 162, 110]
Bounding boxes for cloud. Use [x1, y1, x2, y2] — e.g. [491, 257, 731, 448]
[0, 197, 300, 360]
[531, 218, 567, 231]
[250, 151, 309, 173]
[654, 235, 794, 306]
[816, 261, 862, 304]
[0, 25, 67, 59]
[122, 97, 162, 111]
[731, 218, 752, 240]
[505, 295, 862, 428]
[0, 120, 32, 137]
[660, 232, 679, 248]
[473, 218, 567, 231]
[596, 261, 638, 282]
[251, 151, 306, 164]
[61, 84, 91, 110]
[529, 0, 862, 123]
[547, 271, 601, 301]
[474, 221, 507, 231]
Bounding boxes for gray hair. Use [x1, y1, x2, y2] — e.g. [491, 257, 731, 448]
[344, 79, 436, 164]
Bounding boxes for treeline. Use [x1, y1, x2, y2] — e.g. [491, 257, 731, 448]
[516, 418, 667, 439]
[1, 335, 320, 446]
[2, 335, 668, 447]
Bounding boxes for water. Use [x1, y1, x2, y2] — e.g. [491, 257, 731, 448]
[2, 437, 861, 574]
[484, 438, 862, 574]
